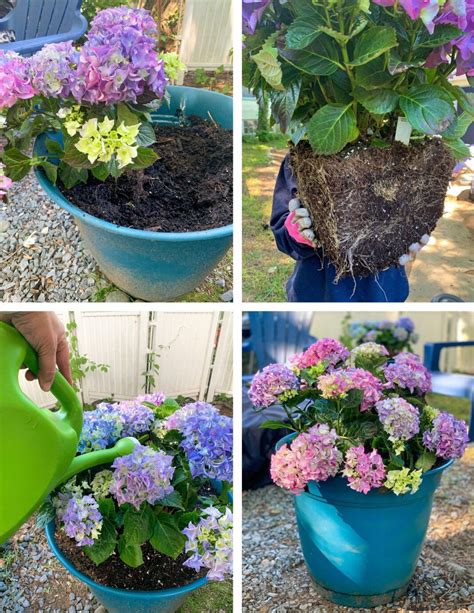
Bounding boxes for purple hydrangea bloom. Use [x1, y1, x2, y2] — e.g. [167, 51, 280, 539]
[114, 400, 156, 437]
[78, 403, 124, 453]
[109, 443, 175, 509]
[393, 327, 409, 342]
[249, 363, 298, 408]
[0, 52, 36, 109]
[396, 317, 415, 333]
[376, 397, 420, 441]
[243, 0, 272, 35]
[342, 446, 386, 494]
[423, 412, 469, 459]
[28, 41, 79, 98]
[383, 352, 432, 394]
[135, 392, 166, 406]
[61, 494, 103, 547]
[166, 402, 233, 482]
[182, 506, 233, 580]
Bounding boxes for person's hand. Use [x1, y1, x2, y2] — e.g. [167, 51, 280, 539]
[284, 197, 318, 248]
[2, 312, 72, 392]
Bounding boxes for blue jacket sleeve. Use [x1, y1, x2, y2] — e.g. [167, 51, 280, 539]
[270, 154, 316, 261]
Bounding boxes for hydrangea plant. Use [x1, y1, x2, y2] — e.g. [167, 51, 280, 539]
[40, 393, 233, 581]
[243, 0, 473, 157]
[0, 7, 180, 197]
[249, 338, 468, 496]
[343, 317, 418, 355]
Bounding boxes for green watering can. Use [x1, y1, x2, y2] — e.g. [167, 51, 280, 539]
[0, 322, 137, 544]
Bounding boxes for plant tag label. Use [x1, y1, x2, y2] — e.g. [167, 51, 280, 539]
[395, 117, 412, 145]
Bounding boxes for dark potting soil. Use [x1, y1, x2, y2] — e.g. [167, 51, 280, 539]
[289, 138, 454, 278]
[55, 527, 204, 591]
[58, 117, 233, 232]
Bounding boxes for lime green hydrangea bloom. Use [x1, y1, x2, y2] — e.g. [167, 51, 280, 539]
[423, 405, 440, 422]
[90, 469, 113, 499]
[384, 467, 423, 495]
[59, 105, 85, 137]
[75, 117, 140, 168]
[159, 52, 186, 81]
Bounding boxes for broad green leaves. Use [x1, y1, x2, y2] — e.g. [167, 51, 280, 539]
[123, 505, 155, 545]
[353, 88, 399, 114]
[307, 104, 359, 155]
[84, 519, 117, 566]
[349, 26, 397, 66]
[286, 17, 322, 49]
[253, 43, 284, 91]
[150, 513, 186, 559]
[399, 86, 456, 135]
[3, 149, 31, 181]
[270, 81, 301, 132]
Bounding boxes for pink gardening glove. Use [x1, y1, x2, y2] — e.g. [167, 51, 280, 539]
[284, 198, 317, 248]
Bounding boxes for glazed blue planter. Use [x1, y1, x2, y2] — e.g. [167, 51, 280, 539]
[276, 434, 452, 608]
[34, 86, 233, 301]
[45, 521, 207, 613]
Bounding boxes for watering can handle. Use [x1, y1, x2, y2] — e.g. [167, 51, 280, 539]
[0, 322, 83, 438]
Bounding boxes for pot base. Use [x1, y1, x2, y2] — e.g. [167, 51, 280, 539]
[310, 576, 409, 609]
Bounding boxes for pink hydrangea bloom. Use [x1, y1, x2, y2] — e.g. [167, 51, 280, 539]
[383, 353, 432, 394]
[344, 368, 383, 411]
[0, 164, 13, 199]
[342, 446, 386, 494]
[0, 52, 36, 109]
[423, 412, 469, 459]
[317, 367, 382, 410]
[270, 424, 342, 494]
[290, 338, 349, 370]
[372, 0, 441, 32]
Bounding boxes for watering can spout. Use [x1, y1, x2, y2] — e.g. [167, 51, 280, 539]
[59, 437, 138, 486]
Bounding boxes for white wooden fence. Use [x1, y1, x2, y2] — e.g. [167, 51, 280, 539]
[19, 311, 233, 409]
[178, 0, 233, 70]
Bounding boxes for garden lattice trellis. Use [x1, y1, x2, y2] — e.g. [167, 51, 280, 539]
[19, 310, 233, 407]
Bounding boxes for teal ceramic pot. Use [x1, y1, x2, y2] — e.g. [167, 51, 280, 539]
[34, 86, 233, 302]
[276, 433, 452, 608]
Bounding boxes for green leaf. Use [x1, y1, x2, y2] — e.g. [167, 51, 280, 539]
[281, 38, 340, 76]
[177, 510, 200, 530]
[399, 86, 456, 135]
[41, 161, 58, 184]
[149, 397, 180, 419]
[45, 138, 64, 157]
[123, 505, 155, 545]
[448, 112, 473, 140]
[355, 56, 394, 90]
[415, 451, 437, 472]
[388, 50, 425, 75]
[161, 490, 185, 510]
[349, 26, 397, 66]
[107, 156, 121, 179]
[3, 148, 31, 181]
[118, 537, 144, 568]
[286, 18, 321, 50]
[98, 498, 116, 521]
[59, 164, 88, 189]
[253, 45, 284, 91]
[307, 104, 359, 155]
[83, 519, 117, 566]
[90, 164, 110, 181]
[117, 103, 140, 127]
[353, 87, 399, 114]
[259, 419, 290, 430]
[270, 81, 301, 132]
[415, 24, 463, 49]
[136, 122, 156, 148]
[130, 147, 159, 170]
[317, 25, 350, 44]
[443, 137, 470, 160]
[150, 513, 186, 559]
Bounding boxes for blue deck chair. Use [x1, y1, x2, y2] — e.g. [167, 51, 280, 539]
[242, 312, 317, 489]
[0, 0, 86, 55]
[242, 311, 316, 374]
[423, 341, 474, 441]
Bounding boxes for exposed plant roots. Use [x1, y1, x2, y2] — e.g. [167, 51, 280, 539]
[289, 139, 454, 279]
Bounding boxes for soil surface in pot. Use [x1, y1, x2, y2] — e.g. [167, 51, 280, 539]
[289, 138, 454, 278]
[58, 117, 232, 232]
[55, 528, 205, 591]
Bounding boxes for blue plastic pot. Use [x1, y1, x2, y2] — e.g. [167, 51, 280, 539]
[34, 86, 233, 301]
[45, 521, 207, 613]
[276, 434, 452, 608]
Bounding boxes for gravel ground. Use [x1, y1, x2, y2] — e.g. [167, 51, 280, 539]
[0, 175, 233, 303]
[243, 445, 474, 613]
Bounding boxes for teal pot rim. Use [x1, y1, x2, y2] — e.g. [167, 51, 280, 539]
[45, 520, 208, 598]
[275, 432, 453, 497]
[34, 86, 233, 243]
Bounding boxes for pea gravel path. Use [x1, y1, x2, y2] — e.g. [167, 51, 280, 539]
[243, 445, 474, 613]
[0, 175, 233, 303]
